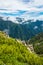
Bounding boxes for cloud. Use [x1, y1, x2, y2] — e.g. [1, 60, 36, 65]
[0, 0, 43, 21]
[0, 0, 29, 10]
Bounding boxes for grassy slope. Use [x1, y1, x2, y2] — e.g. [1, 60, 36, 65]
[0, 31, 43, 65]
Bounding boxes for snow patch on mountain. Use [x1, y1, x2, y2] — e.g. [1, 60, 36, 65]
[34, 26, 38, 29]
[0, 16, 43, 24]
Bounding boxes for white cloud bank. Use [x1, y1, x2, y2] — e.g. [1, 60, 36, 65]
[0, 0, 43, 21]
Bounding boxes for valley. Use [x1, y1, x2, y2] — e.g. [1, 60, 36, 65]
[0, 17, 43, 65]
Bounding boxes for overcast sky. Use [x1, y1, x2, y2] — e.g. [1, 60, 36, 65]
[0, 0, 43, 20]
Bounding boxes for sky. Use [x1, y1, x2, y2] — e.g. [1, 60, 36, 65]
[0, 0, 43, 21]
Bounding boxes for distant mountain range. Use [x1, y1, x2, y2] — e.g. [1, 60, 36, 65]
[0, 17, 43, 40]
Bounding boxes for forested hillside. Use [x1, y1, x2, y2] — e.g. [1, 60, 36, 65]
[28, 33, 43, 54]
[0, 17, 43, 40]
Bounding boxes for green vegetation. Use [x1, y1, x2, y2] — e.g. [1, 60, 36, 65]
[28, 33, 43, 54]
[0, 31, 43, 65]
[0, 18, 43, 40]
